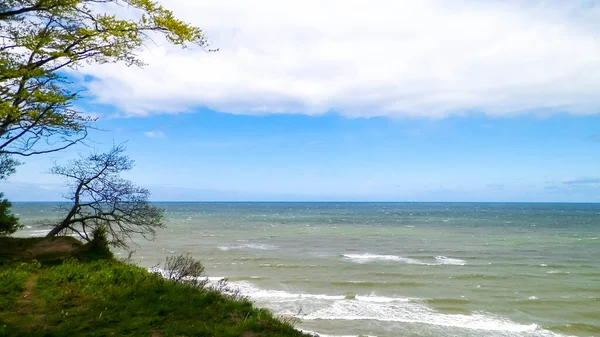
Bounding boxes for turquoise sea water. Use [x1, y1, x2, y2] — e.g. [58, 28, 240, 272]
[13, 202, 600, 337]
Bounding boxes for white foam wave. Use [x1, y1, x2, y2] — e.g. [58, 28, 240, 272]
[25, 229, 50, 236]
[229, 281, 347, 301]
[230, 280, 415, 304]
[149, 269, 567, 337]
[224, 282, 569, 336]
[300, 301, 540, 332]
[300, 330, 376, 337]
[343, 253, 425, 265]
[218, 243, 277, 251]
[344, 253, 467, 266]
[435, 256, 467, 265]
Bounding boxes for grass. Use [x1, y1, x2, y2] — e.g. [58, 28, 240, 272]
[0, 236, 311, 337]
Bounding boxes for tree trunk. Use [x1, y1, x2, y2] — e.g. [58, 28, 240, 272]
[46, 187, 81, 237]
[46, 223, 68, 237]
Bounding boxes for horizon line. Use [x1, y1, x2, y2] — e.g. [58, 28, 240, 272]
[10, 200, 600, 204]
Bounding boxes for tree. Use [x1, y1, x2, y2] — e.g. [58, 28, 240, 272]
[0, 155, 19, 235]
[0, 0, 211, 158]
[47, 145, 164, 248]
[0, 192, 20, 235]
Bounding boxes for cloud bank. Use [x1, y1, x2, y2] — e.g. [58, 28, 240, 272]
[80, 0, 600, 118]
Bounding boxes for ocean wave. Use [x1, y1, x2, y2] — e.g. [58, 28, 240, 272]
[24, 229, 51, 236]
[300, 302, 540, 333]
[226, 276, 268, 281]
[230, 256, 273, 261]
[547, 322, 600, 335]
[343, 253, 425, 265]
[343, 253, 466, 266]
[148, 269, 570, 337]
[22, 229, 81, 238]
[226, 281, 565, 336]
[435, 256, 467, 265]
[329, 280, 424, 288]
[422, 298, 471, 306]
[300, 329, 376, 337]
[217, 243, 277, 251]
[262, 264, 304, 269]
[230, 280, 414, 304]
[259, 264, 325, 269]
[451, 274, 505, 280]
[581, 272, 600, 277]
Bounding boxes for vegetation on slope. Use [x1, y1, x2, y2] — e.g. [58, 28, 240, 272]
[0, 236, 310, 337]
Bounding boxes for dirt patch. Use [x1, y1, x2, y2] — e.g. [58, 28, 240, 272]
[20, 274, 39, 304]
[30, 237, 82, 257]
[16, 274, 48, 329]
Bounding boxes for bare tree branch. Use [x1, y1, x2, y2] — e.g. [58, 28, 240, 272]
[47, 145, 165, 248]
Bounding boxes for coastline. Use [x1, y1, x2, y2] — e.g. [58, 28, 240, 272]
[7, 202, 600, 337]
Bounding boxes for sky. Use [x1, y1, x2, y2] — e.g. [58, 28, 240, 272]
[2, 0, 600, 202]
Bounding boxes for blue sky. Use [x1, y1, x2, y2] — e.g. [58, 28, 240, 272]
[2, 0, 600, 202]
[5, 111, 600, 202]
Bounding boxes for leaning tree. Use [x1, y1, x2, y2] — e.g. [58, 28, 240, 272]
[47, 145, 164, 248]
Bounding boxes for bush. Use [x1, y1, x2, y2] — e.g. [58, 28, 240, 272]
[158, 254, 248, 302]
[160, 253, 209, 288]
[75, 227, 114, 261]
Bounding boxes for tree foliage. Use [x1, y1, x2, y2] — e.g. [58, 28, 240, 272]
[0, 0, 211, 157]
[0, 192, 20, 235]
[47, 145, 164, 248]
[0, 154, 19, 179]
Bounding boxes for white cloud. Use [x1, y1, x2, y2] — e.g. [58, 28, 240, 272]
[143, 131, 165, 138]
[81, 0, 600, 118]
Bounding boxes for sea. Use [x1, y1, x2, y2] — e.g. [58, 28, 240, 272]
[12, 202, 600, 337]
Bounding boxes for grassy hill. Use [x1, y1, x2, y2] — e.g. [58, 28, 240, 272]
[0, 236, 311, 337]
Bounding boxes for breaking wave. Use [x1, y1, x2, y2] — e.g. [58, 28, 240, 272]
[343, 253, 466, 266]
